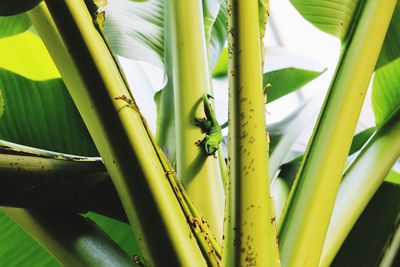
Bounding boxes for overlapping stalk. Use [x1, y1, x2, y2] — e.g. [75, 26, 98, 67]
[167, 0, 225, 239]
[30, 1, 208, 265]
[278, 1, 397, 266]
[320, 115, 400, 266]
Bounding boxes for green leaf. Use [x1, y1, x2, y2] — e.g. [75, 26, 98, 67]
[0, 31, 60, 80]
[0, 13, 31, 37]
[348, 127, 376, 155]
[0, 69, 98, 156]
[372, 58, 400, 128]
[0, 0, 42, 16]
[385, 170, 400, 184]
[332, 182, 400, 267]
[3, 209, 136, 267]
[0, 211, 58, 267]
[264, 67, 324, 103]
[290, 0, 360, 40]
[212, 47, 228, 77]
[376, 1, 400, 69]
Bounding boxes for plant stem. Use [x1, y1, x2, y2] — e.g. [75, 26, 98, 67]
[30, 1, 206, 266]
[2, 208, 135, 267]
[320, 116, 400, 266]
[223, 0, 280, 266]
[167, 0, 224, 238]
[277, 1, 397, 266]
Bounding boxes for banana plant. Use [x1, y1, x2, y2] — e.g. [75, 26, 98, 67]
[0, 0, 399, 266]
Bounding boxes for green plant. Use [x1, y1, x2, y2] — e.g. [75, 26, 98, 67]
[0, 0, 399, 266]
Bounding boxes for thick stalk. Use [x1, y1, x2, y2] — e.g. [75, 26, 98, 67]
[167, 0, 224, 238]
[320, 116, 400, 267]
[30, 1, 206, 266]
[278, 1, 397, 266]
[223, 0, 280, 266]
[2, 208, 134, 267]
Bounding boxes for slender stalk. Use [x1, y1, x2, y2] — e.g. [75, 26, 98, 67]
[320, 116, 400, 267]
[378, 221, 400, 267]
[278, 1, 397, 266]
[167, 0, 224, 238]
[223, 0, 280, 266]
[30, 1, 206, 266]
[2, 208, 135, 267]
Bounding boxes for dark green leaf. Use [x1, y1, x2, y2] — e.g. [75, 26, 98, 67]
[0, 13, 31, 37]
[264, 67, 324, 103]
[332, 182, 400, 267]
[0, 69, 98, 156]
[348, 127, 376, 155]
[376, 1, 400, 69]
[0, 0, 42, 16]
[0, 211, 58, 267]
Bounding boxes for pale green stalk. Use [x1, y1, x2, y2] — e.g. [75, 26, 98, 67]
[167, 0, 224, 238]
[320, 117, 400, 267]
[223, 0, 280, 266]
[29, 1, 206, 266]
[2, 208, 134, 267]
[278, 1, 397, 266]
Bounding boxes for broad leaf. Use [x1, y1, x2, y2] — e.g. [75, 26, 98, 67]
[0, 13, 31, 37]
[372, 58, 400, 128]
[0, 212, 58, 266]
[264, 67, 324, 103]
[104, 0, 165, 69]
[0, 32, 60, 80]
[0, 69, 97, 156]
[290, 0, 360, 40]
[104, 0, 226, 72]
[332, 182, 400, 267]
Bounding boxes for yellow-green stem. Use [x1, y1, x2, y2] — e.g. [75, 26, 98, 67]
[278, 1, 397, 266]
[167, 0, 224, 238]
[223, 0, 280, 266]
[320, 117, 400, 266]
[31, 1, 206, 266]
